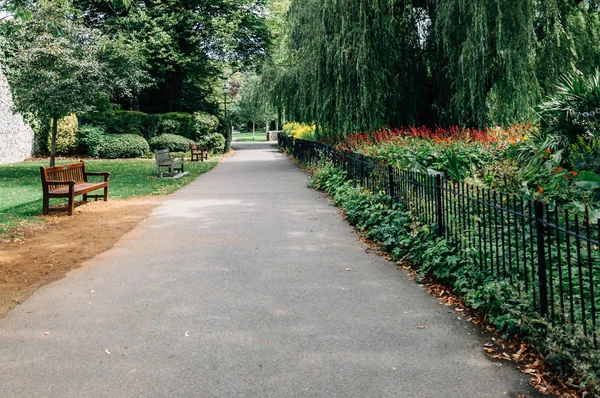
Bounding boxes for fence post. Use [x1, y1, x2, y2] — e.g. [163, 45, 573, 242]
[534, 200, 549, 318]
[435, 174, 444, 236]
[388, 164, 394, 198]
[360, 154, 365, 186]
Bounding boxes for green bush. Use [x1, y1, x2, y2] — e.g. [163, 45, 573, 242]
[48, 114, 79, 155]
[80, 110, 160, 139]
[538, 70, 600, 147]
[159, 112, 195, 139]
[95, 134, 150, 159]
[81, 110, 220, 142]
[306, 157, 600, 394]
[149, 134, 193, 152]
[194, 112, 220, 139]
[78, 125, 106, 156]
[199, 133, 226, 154]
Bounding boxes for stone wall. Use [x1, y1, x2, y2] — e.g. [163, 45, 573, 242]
[266, 131, 280, 142]
[0, 64, 35, 165]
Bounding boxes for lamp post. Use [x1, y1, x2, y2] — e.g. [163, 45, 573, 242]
[222, 83, 230, 152]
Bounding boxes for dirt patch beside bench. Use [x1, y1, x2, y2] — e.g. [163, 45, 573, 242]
[0, 197, 162, 318]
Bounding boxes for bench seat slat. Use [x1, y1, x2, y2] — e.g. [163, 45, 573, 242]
[48, 182, 108, 196]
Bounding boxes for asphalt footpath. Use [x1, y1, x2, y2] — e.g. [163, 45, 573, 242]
[0, 141, 544, 397]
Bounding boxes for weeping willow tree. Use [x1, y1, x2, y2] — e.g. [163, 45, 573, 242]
[432, 0, 540, 127]
[263, 0, 600, 138]
[268, 0, 426, 136]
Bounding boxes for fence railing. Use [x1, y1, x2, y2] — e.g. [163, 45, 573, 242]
[280, 134, 599, 348]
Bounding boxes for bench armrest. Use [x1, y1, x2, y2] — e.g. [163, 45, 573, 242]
[85, 171, 111, 182]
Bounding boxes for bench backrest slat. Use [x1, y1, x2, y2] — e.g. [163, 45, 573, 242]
[41, 162, 86, 190]
[155, 149, 173, 165]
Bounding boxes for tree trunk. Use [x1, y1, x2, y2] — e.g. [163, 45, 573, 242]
[252, 122, 255, 141]
[50, 117, 58, 167]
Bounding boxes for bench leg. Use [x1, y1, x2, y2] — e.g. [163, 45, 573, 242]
[104, 186, 109, 201]
[83, 194, 88, 202]
[42, 194, 50, 215]
[68, 194, 75, 216]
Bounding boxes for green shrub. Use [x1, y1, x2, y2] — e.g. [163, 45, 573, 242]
[48, 114, 79, 155]
[538, 70, 600, 146]
[81, 110, 221, 142]
[78, 125, 106, 156]
[306, 157, 600, 394]
[149, 134, 193, 152]
[193, 112, 220, 139]
[159, 112, 195, 139]
[95, 134, 149, 159]
[81, 110, 160, 139]
[199, 133, 226, 154]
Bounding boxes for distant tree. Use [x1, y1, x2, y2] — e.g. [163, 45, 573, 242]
[236, 74, 274, 140]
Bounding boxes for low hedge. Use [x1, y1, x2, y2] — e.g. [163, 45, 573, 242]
[94, 134, 150, 159]
[194, 112, 220, 139]
[149, 134, 193, 152]
[81, 110, 221, 141]
[78, 125, 106, 156]
[199, 133, 226, 154]
[158, 112, 195, 139]
[80, 110, 160, 139]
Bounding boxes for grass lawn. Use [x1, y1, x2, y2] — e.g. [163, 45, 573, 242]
[233, 132, 267, 142]
[0, 157, 220, 235]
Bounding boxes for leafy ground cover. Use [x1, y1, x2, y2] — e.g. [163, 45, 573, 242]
[0, 158, 219, 235]
[233, 132, 267, 142]
[304, 159, 597, 396]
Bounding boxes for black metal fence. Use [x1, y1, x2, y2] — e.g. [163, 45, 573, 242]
[280, 134, 599, 348]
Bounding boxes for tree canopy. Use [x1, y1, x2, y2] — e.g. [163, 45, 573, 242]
[70, 0, 272, 114]
[264, 0, 600, 138]
[1, 0, 272, 115]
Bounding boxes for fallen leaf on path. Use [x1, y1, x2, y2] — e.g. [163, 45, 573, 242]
[105, 349, 111, 355]
[43, 331, 49, 335]
[345, 268, 351, 272]
[185, 331, 190, 337]
[417, 325, 427, 329]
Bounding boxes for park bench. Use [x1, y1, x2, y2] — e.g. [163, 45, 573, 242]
[40, 161, 110, 216]
[155, 149, 184, 177]
[190, 142, 208, 162]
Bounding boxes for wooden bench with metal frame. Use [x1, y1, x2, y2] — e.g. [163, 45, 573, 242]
[190, 142, 208, 162]
[40, 161, 110, 216]
[155, 149, 185, 177]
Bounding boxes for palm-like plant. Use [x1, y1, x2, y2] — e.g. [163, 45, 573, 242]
[537, 70, 600, 146]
